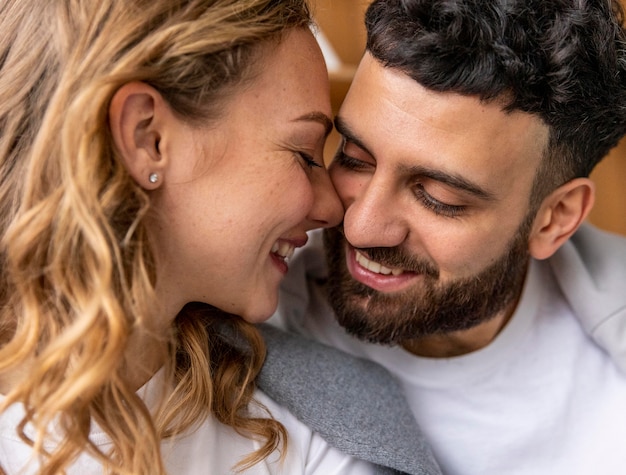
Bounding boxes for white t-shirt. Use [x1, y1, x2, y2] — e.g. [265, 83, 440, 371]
[0, 382, 374, 474]
[273, 234, 626, 475]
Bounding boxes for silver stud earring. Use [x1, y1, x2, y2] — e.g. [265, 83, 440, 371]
[149, 173, 159, 184]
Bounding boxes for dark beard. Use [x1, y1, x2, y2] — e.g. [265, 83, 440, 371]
[323, 223, 531, 345]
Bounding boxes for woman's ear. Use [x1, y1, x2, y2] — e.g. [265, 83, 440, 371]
[528, 178, 595, 260]
[109, 82, 168, 189]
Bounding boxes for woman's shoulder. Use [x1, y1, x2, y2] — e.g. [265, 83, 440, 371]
[0, 388, 375, 474]
[251, 389, 377, 474]
[162, 388, 374, 474]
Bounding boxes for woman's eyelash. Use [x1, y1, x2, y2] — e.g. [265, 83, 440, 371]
[298, 152, 322, 168]
[414, 185, 465, 218]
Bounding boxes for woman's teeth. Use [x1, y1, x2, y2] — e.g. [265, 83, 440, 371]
[271, 241, 295, 260]
[355, 250, 404, 276]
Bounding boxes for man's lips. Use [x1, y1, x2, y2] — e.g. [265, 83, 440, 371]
[345, 245, 420, 293]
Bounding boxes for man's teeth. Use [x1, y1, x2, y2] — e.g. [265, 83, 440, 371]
[355, 251, 404, 276]
[271, 241, 295, 260]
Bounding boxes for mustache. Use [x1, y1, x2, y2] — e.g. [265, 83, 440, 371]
[330, 225, 439, 278]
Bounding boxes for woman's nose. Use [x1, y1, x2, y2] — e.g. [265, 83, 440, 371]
[306, 169, 344, 229]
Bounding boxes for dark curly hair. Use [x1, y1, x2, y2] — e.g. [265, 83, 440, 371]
[365, 0, 626, 205]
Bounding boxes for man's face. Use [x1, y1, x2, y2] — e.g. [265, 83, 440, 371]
[325, 53, 549, 349]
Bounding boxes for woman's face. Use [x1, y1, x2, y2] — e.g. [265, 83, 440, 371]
[149, 28, 342, 322]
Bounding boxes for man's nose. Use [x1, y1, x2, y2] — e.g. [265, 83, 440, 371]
[342, 177, 409, 249]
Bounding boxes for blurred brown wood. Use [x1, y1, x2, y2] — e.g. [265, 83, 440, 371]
[589, 142, 626, 236]
[315, 0, 368, 162]
[315, 0, 626, 236]
[314, 0, 368, 66]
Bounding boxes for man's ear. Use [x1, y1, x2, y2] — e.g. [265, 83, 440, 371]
[109, 82, 168, 189]
[528, 178, 595, 260]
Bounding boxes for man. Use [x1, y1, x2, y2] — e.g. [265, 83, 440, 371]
[269, 0, 626, 473]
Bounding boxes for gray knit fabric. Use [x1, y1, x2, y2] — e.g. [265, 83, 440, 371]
[257, 324, 442, 475]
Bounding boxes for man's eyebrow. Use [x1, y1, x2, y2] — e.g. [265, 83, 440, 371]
[400, 164, 496, 201]
[336, 116, 495, 201]
[293, 112, 334, 137]
[334, 115, 375, 156]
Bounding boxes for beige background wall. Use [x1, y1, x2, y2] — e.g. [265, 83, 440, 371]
[315, 0, 626, 236]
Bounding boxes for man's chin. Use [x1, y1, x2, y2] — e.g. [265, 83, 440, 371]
[322, 223, 531, 345]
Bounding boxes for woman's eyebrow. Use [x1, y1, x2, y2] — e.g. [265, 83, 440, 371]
[293, 111, 333, 137]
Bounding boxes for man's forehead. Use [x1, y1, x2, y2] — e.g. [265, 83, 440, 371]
[338, 59, 549, 202]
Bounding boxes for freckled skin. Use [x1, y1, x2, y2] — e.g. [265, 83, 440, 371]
[148, 29, 342, 323]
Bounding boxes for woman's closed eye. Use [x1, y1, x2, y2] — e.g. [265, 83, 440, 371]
[296, 151, 322, 169]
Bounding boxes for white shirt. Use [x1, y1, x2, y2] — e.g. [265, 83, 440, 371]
[273, 230, 626, 475]
[0, 381, 374, 474]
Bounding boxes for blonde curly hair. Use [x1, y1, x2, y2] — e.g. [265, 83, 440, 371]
[0, 0, 312, 473]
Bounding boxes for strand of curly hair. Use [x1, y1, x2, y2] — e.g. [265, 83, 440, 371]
[0, 0, 307, 473]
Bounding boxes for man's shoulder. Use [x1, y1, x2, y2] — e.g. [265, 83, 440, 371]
[549, 223, 626, 372]
[563, 223, 626, 263]
[549, 223, 626, 305]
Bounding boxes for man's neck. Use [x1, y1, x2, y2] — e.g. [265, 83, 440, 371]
[401, 302, 518, 358]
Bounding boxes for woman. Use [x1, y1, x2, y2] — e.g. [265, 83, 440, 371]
[0, 0, 372, 473]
